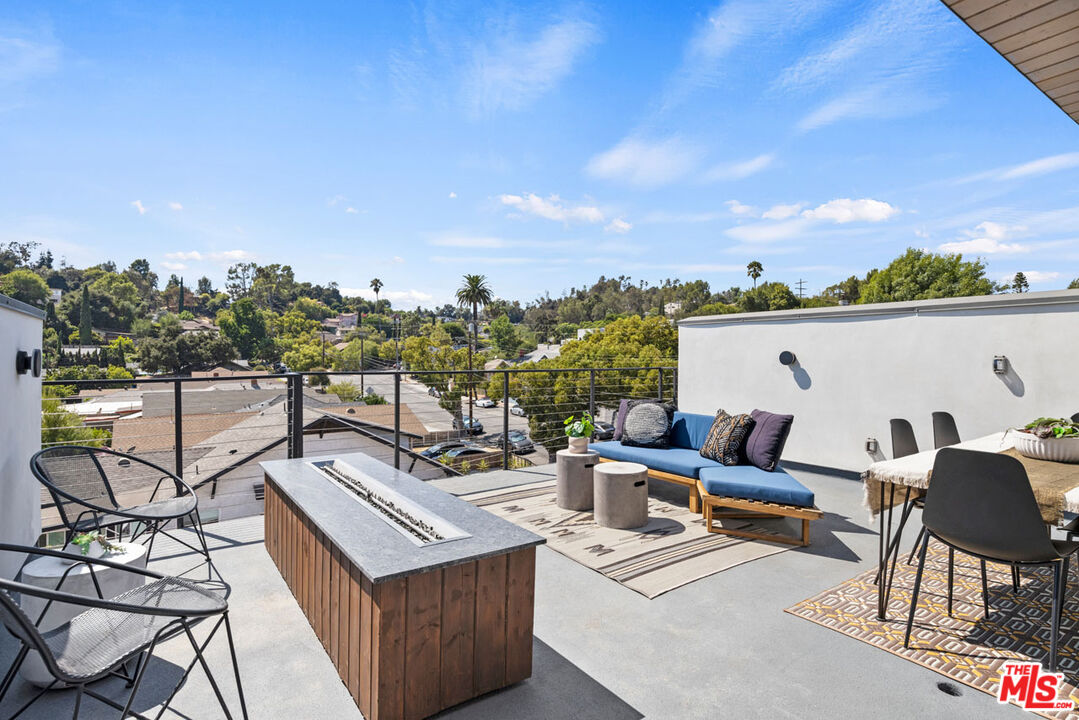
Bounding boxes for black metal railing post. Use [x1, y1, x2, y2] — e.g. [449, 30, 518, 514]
[672, 367, 678, 406]
[502, 371, 510, 471]
[393, 372, 401, 469]
[287, 373, 304, 458]
[658, 367, 664, 401]
[589, 369, 596, 418]
[173, 379, 183, 478]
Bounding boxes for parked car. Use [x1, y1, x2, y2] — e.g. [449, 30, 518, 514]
[593, 421, 615, 441]
[427, 386, 441, 398]
[509, 404, 526, 417]
[490, 430, 534, 454]
[475, 397, 496, 408]
[453, 416, 484, 435]
[443, 445, 489, 459]
[420, 441, 469, 458]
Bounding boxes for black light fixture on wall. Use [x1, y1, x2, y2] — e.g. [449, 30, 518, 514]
[779, 350, 797, 366]
[992, 355, 1009, 375]
[15, 349, 42, 377]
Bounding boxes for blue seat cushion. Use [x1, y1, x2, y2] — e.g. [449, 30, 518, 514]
[589, 441, 724, 478]
[668, 411, 715, 450]
[698, 465, 815, 508]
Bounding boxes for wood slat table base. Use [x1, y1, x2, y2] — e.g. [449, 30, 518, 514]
[264, 475, 535, 720]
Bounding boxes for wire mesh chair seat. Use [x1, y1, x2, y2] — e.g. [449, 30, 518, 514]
[31, 446, 214, 579]
[0, 544, 247, 720]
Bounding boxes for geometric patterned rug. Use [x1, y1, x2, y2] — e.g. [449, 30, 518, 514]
[461, 479, 795, 598]
[786, 539, 1079, 719]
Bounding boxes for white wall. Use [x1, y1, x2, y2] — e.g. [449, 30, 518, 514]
[678, 291, 1079, 473]
[0, 296, 43, 579]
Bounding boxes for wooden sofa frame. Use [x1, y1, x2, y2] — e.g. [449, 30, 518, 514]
[696, 480, 822, 547]
[598, 457, 702, 513]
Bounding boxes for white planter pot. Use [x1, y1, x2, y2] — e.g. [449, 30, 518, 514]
[567, 436, 590, 454]
[1013, 432, 1079, 463]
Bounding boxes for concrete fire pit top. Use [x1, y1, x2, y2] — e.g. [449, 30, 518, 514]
[261, 453, 544, 582]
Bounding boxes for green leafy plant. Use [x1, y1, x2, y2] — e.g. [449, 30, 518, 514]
[563, 411, 595, 438]
[70, 531, 122, 556]
[1022, 418, 1079, 439]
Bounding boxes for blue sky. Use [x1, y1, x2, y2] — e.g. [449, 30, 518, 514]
[3, 0, 1079, 308]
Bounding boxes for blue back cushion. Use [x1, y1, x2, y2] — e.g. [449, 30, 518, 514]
[669, 412, 715, 450]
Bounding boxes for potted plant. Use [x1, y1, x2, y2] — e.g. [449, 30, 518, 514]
[564, 412, 595, 453]
[1012, 417, 1079, 463]
[62, 531, 123, 564]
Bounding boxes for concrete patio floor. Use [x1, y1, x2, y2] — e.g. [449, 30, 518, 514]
[0, 464, 1028, 719]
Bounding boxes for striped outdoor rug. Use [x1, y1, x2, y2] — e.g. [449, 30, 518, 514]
[460, 479, 794, 598]
[787, 540, 1079, 719]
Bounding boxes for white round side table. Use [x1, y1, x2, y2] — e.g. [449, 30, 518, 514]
[18, 542, 148, 687]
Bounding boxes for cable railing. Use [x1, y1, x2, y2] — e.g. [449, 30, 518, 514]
[39, 364, 676, 534]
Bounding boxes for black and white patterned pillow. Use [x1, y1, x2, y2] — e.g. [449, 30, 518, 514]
[699, 409, 755, 466]
[621, 402, 674, 448]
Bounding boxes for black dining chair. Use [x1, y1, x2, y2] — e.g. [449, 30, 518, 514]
[31, 446, 214, 579]
[1071, 412, 1079, 423]
[931, 412, 961, 449]
[890, 419, 919, 459]
[904, 448, 1079, 671]
[0, 544, 247, 719]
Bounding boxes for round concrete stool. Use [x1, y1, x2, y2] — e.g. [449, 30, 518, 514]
[594, 461, 649, 529]
[556, 449, 598, 510]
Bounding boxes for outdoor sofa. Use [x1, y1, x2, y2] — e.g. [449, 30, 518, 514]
[589, 410, 822, 546]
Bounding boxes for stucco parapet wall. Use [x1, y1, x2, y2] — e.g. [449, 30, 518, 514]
[0, 293, 46, 320]
[677, 289, 1079, 326]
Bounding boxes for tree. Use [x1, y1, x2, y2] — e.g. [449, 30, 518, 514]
[327, 381, 361, 402]
[859, 248, 995, 304]
[216, 298, 269, 360]
[456, 274, 493, 422]
[746, 261, 763, 288]
[42, 390, 110, 448]
[226, 262, 257, 299]
[370, 278, 383, 310]
[1070, 278, 1079, 290]
[489, 314, 520, 357]
[1012, 272, 1029, 293]
[0, 268, 49, 306]
[78, 285, 92, 345]
[177, 277, 185, 313]
[196, 276, 215, 295]
[136, 319, 237, 374]
[738, 282, 799, 312]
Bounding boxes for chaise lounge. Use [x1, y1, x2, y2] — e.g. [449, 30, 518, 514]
[590, 410, 822, 546]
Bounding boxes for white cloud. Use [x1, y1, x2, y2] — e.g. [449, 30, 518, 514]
[465, 17, 600, 115]
[130, 200, 147, 215]
[725, 200, 757, 217]
[345, 207, 358, 214]
[801, 198, 898, 223]
[391, 256, 405, 264]
[704, 153, 775, 181]
[163, 249, 254, 265]
[604, 218, 632, 234]
[939, 222, 1030, 255]
[448, 192, 457, 199]
[762, 203, 804, 220]
[339, 288, 434, 304]
[585, 137, 699, 187]
[326, 195, 346, 207]
[725, 218, 809, 243]
[168, 201, 183, 211]
[998, 152, 1079, 181]
[1007, 271, 1061, 284]
[431, 235, 508, 249]
[499, 193, 604, 224]
[0, 33, 60, 86]
[165, 251, 203, 261]
[430, 255, 536, 265]
[639, 210, 726, 224]
[161, 261, 186, 271]
[210, 249, 253, 262]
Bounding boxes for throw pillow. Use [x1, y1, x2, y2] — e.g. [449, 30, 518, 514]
[742, 409, 794, 472]
[621, 402, 674, 448]
[613, 399, 675, 441]
[699, 410, 755, 466]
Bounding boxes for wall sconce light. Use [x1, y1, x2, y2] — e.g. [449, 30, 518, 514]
[15, 349, 42, 377]
[779, 350, 797, 366]
[992, 355, 1009, 375]
[865, 438, 879, 454]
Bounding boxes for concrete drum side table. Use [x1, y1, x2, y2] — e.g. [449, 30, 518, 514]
[19, 542, 148, 687]
[556, 449, 599, 510]
[594, 461, 649, 529]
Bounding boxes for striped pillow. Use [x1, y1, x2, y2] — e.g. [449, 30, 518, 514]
[699, 410, 755, 466]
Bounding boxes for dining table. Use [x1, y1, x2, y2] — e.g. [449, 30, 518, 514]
[862, 431, 1079, 620]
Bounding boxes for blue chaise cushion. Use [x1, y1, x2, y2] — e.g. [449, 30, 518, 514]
[589, 441, 725, 478]
[668, 412, 715, 450]
[698, 465, 815, 508]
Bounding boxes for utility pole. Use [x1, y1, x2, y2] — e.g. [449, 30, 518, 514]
[796, 279, 806, 300]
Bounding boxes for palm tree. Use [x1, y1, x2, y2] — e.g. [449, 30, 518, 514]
[455, 274, 493, 425]
[369, 278, 383, 311]
[746, 261, 763, 288]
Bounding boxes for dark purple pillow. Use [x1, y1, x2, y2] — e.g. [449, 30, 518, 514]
[742, 409, 793, 471]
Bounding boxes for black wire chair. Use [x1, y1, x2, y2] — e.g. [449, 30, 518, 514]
[0, 544, 247, 719]
[904, 448, 1079, 671]
[31, 446, 214, 579]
